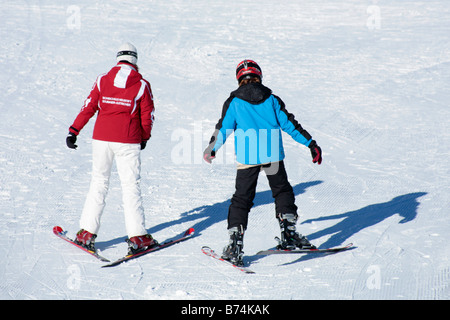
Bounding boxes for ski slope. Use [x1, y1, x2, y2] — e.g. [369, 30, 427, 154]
[0, 0, 449, 300]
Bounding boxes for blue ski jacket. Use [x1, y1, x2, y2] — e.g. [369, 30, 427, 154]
[208, 82, 313, 165]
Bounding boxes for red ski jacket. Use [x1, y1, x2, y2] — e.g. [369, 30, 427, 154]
[69, 62, 154, 144]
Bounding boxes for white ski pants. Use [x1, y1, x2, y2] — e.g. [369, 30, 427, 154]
[79, 140, 147, 238]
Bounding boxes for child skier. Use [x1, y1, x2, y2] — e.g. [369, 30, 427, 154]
[66, 43, 157, 254]
[203, 59, 323, 266]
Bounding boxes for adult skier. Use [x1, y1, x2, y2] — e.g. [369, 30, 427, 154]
[203, 60, 323, 266]
[66, 42, 157, 254]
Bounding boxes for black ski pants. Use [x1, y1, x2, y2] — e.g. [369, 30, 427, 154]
[227, 160, 297, 230]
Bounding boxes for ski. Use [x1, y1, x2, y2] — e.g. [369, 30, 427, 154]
[53, 226, 110, 262]
[102, 227, 195, 268]
[256, 242, 354, 255]
[201, 246, 255, 274]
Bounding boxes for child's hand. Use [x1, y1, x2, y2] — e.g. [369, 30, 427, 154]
[203, 149, 216, 164]
[309, 140, 322, 165]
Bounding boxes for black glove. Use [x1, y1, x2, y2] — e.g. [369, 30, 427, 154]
[66, 132, 78, 149]
[309, 140, 322, 165]
[140, 140, 147, 150]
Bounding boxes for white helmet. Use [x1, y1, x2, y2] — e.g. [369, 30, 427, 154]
[116, 42, 138, 65]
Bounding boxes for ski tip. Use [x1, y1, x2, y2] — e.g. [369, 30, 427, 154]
[185, 227, 195, 236]
[53, 226, 63, 235]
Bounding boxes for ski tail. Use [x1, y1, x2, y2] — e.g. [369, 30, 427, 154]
[102, 227, 195, 268]
[256, 243, 354, 255]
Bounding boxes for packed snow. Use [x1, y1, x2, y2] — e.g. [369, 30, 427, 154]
[0, 0, 449, 300]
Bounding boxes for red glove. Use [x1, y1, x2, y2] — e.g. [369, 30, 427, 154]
[203, 149, 216, 164]
[309, 140, 322, 165]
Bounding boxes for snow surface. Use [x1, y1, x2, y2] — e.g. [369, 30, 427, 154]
[0, 0, 449, 300]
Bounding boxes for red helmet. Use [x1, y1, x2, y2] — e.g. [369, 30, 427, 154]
[236, 59, 262, 83]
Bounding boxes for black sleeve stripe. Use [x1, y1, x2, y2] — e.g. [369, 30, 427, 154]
[274, 95, 312, 141]
[208, 95, 234, 146]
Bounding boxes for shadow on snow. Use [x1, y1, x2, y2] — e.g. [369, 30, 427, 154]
[249, 191, 427, 265]
[98, 182, 427, 268]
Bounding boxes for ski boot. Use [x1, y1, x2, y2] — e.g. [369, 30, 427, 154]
[127, 234, 158, 255]
[221, 225, 245, 267]
[276, 213, 316, 250]
[75, 229, 97, 251]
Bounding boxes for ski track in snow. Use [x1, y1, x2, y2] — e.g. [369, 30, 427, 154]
[0, 0, 449, 300]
